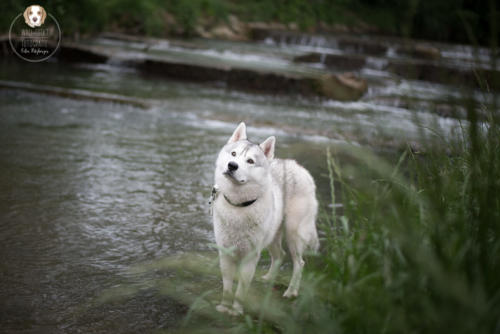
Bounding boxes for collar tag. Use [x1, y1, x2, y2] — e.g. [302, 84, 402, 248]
[209, 185, 219, 215]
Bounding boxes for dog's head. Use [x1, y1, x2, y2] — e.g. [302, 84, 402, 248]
[215, 123, 275, 192]
[23, 5, 47, 28]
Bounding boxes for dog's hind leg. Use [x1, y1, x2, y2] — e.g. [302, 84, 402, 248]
[283, 227, 305, 298]
[262, 230, 284, 281]
[216, 253, 237, 314]
[283, 193, 318, 298]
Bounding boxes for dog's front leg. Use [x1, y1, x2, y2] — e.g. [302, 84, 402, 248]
[216, 253, 236, 314]
[233, 252, 260, 314]
[262, 230, 284, 281]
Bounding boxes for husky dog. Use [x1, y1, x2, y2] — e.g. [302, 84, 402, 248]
[212, 122, 319, 315]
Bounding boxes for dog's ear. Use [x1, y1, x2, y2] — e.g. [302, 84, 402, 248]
[23, 6, 30, 24]
[227, 122, 247, 144]
[40, 6, 47, 24]
[259, 136, 275, 160]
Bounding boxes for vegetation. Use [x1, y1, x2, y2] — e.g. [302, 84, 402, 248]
[308, 105, 500, 333]
[1, 0, 498, 45]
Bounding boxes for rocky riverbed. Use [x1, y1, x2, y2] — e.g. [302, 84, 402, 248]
[1, 28, 498, 147]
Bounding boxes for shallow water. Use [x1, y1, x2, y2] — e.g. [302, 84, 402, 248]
[0, 55, 472, 147]
[0, 35, 493, 332]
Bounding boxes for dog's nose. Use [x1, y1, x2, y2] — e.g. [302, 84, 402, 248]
[33, 17, 37, 22]
[227, 161, 238, 171]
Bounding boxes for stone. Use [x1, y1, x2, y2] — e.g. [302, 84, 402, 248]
[397, 44, 441, 60]
[57, 43, 109, 63]
[228, 15, 245, 34]
[288, 22, 299, 31]
[210, 25, 236, 40]
[414, 44, 441, 60]
[387, 59, 499, 90]
[210, 24, 247, 41]
[195, 25, 213, 39]
[337, 37, 387, 56]
[317, 73, 368, 101]
[294, 52, 366, 71]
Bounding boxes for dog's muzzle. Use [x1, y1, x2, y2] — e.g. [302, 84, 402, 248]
[227, 161, 238, 171]
[223, 170, 237, 181]
[223, 161, 242, 182]
[223, 170, 245, 184]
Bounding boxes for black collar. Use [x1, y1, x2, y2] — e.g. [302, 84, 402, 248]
[224, 195, 257, 207]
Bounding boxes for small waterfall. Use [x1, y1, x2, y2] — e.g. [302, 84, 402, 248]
[318, 36, 328, 48]
[365, 57, 388, 70]
[386, 47, 397, 58]
[264, 37, 275, 45]
[262, 31, 337, 50]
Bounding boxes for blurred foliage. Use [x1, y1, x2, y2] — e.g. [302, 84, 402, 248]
[0, 0, 497, 45]
[0, 0, 229, 37]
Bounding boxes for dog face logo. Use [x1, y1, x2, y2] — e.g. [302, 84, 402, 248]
[9, 4, 61, 62]
[23, 5, 47, 28]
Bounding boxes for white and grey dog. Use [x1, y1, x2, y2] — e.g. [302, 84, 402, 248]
[212, 122, 319, 315]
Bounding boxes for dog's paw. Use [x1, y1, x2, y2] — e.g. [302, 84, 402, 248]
[216, 304, 232, 314]
[216, 304, 241, 316]
[232, 302, 244, 315]
[283, 288, 298, 298]
[261, 273, 272, 281]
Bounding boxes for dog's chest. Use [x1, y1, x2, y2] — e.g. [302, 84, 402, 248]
[213, 202, 276, 253]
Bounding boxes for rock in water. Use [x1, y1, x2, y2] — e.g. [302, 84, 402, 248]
[318, 73, 368, 101]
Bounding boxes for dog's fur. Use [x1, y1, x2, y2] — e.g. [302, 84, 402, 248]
[23, 5, 47, 28]
[212, 122, 319, 314]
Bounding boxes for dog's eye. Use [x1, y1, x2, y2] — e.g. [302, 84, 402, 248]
[38, 11, 41, 15]
[231, 151, 236, 156]
[247, 159, 254, 164]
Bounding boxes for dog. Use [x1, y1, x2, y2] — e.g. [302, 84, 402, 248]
[212, 122, 319, 315]
[23, 5, 47, 28]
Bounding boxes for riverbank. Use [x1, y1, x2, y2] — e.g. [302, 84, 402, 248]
[2, 1, 496, 46]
